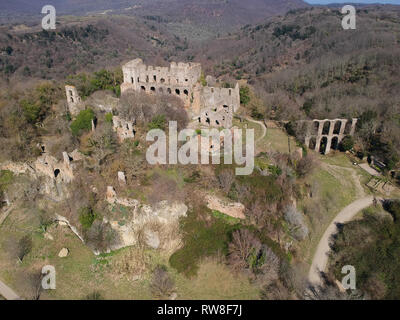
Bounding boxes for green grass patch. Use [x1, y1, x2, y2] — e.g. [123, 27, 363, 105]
[169, 207, 240, 277]
[212, 210, 241, 225]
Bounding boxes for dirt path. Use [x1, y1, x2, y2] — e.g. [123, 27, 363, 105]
[244, 117, 267, 143]
[0, 279, 20, 300]
[308, 196, 374, 286]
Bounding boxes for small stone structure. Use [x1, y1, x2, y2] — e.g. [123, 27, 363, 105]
[301, 118, 358, 154]
[58, 248, 69, 258]
[120, 58, 240, 128]
[35, 152, 75, 183]
[118, 171, 126, 185]
[65, 85, 82, 116]
[112, 116, 136, 142]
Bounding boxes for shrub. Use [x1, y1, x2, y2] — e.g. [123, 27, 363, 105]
[78, 206, 98, 230]
[148, 115, 166, 130]
[150, 265, 175, 298]
[240, 86, 251, 105]
[70, 108, 95, 136]
[17, 235, 33, 261]
[339, 135, 354, 152]
[284, 205, 309, 241]
[169, 208, 239, 277]
[105, 112, 113, 123]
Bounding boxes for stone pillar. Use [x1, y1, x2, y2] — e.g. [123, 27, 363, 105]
[350, 118, 358, 136]
[317, 121, 323, 136]
[328, 121, 335, 136]
[305, 136, 311, 148]
[315, 137, 322, 152]
[118, 171, 126, 186]
[339, 120, 347, 135]
[106, 186, 117, 204]
[325, 137, 332, 154]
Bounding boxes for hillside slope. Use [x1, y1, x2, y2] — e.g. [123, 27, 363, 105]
[195, 6, 400, 166]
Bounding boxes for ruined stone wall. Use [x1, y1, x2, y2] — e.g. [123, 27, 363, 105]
[65, 85, 83, 116]
[302, 118, 358, 154]
[121, 58, 201, 107]
[196, 83, 240, 128]
[120, 59, 240, 129]
[112, 116, 136, 142]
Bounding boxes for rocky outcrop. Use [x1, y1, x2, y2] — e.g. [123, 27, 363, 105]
[108, 200, 188, 251]
[105, 187, 187, 251]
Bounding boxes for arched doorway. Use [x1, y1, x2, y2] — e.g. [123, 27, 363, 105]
[331, 136, 339, 150]
[319, 137, 328, 154]
[333, 121, 341, 135]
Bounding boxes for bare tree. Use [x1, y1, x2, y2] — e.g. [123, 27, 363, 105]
[284, 205, 309, 241]
[217, 169, 235, 194]
[228, 229, 261, 271]
[17, 235, 32, 262]
[150, 265, 175, 299]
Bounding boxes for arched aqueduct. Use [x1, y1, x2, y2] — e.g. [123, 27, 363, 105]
[301, 118, 358, 154]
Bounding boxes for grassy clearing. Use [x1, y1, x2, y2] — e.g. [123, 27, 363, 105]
[174, 258, 260, 300]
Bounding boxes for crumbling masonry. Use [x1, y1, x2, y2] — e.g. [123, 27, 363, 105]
[301, 118, 358, 154]
[120, 58, 240, 128]
[65, 85, 82, 116]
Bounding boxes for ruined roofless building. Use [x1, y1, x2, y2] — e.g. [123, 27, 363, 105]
[120, 58, 240, 128]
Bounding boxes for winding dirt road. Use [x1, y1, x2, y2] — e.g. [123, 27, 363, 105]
[0, 280, 20, 300]
[244, 117, 267, 143]
[308, 196, 375, 286]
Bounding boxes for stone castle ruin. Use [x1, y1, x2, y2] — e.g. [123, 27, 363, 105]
[120, 58, 240, 128]
[65, 85, 82, 116]
[301, 118, 358, 154]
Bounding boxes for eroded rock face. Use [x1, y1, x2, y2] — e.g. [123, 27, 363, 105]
[205, 195, 246, 220]
[108, 199, 188, 252]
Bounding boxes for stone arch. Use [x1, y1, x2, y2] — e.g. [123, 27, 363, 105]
[319, 137, 328, 154]
[141, 86, 146, 91]
[322, 121, 330, 135]
[150, 87, 156, 92]
[153, 75, 157, 82]
[54, 169, 60, 178]
[229, 89, 232, 96]
[131, 77, 134, 84]
[159, 87, 164, 93]
[175, 89, 180, 95]
[216, 120, 220, 125]
[184, 89, 189, 96]
[344, 120, 353, 135]
[331, 136, 339, 150]
[333, 121, 341, 135]
[167, 88, 172, 94]
[160, 78, 165, 83]
[309, 137, 316, 150]
[206, 118, 210, 125]
[146, 75, 149, 83]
